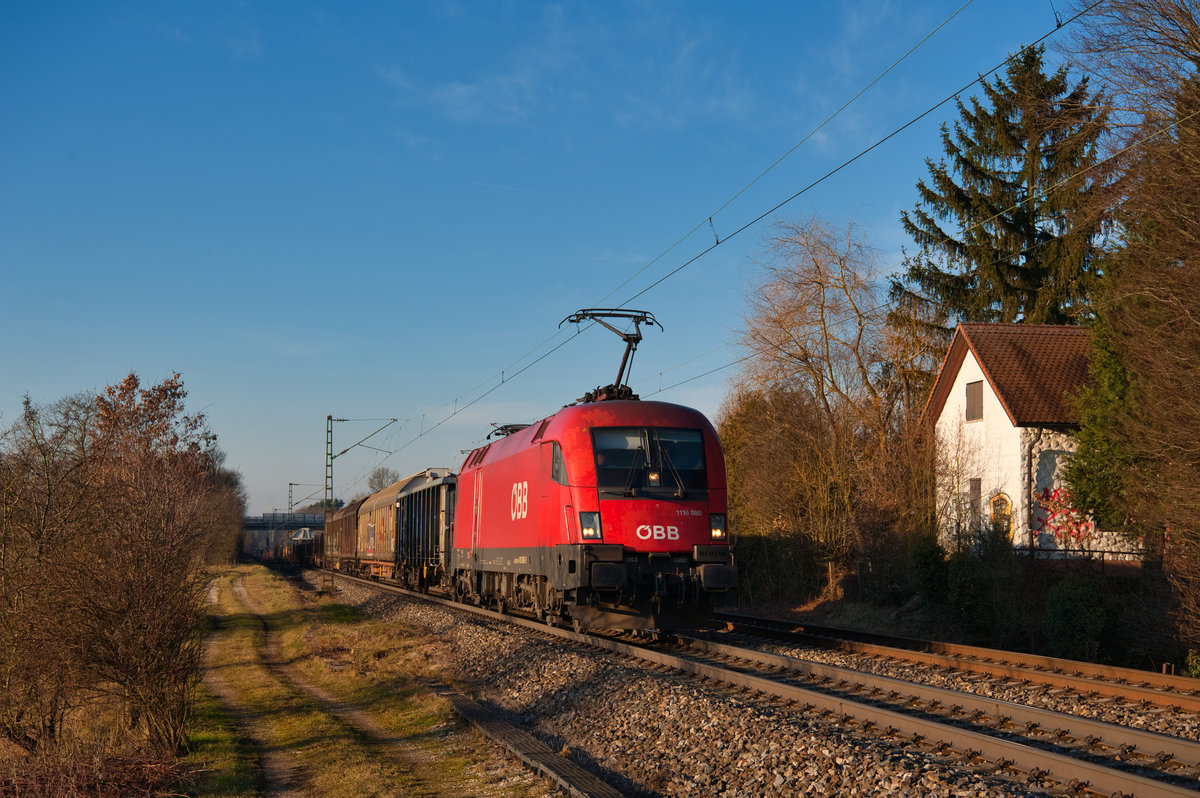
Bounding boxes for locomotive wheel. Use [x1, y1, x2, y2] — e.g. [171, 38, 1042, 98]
[572, 617, 584, 634]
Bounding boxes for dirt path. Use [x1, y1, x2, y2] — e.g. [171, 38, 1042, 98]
[228, 579, 448, 797]
[201, 570, 549, 797]
[202, 578, 306, 797]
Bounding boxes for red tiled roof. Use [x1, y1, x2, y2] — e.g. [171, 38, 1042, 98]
[924, 324, 1092, 427]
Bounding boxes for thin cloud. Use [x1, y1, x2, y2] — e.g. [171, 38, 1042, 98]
[389, 127, 436, 151]
[608, 17, 757, 131]
[428, 70, 538, 124]
[224, 26, 263, 58]
[381, 6, 579, 127]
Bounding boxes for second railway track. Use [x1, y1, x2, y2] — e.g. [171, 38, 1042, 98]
[329, 571, 1200, 797]
[713, 612, 1200, 713]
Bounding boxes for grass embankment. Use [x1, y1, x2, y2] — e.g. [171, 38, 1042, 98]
[188, 565, 547, 798]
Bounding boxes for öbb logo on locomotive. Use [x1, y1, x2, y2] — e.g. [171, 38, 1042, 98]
[510, 480, 529, 521]
[636, 524, 680, 541]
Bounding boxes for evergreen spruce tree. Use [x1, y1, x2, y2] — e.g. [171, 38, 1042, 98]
[894, 45, 1109, 329]
[1061, 315, 1132, 532]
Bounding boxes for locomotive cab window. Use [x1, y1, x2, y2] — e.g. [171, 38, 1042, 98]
[592, 427, 706, 497]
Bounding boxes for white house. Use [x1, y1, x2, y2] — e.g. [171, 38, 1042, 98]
[923, 323, 1136, 558]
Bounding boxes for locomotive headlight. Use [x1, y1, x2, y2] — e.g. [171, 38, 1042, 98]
[579, 511, 602, 540]
[647, 470, 661, 487]
[710, 513, 727, 540]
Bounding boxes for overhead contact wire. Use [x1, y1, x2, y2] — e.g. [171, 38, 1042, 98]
[641, 103, 1200, 398]
[409, 0, 987, 427]
[337, 2, 1103, 486]
[593, 0, 979, 308]
[616, 0, 1105, 310]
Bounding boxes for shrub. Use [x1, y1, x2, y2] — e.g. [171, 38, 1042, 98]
[907, 534, 948, 603]
[1043, 573, 1110, 661]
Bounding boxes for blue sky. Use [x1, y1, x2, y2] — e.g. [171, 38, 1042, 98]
[2, 1, 1072, 512]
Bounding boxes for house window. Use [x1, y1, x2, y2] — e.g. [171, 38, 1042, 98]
[990, 493, 1012, 535]
[965, 381, 983, 421]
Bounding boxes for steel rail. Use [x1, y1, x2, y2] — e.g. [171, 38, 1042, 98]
[718, 611, 1200, 693]
[586, 635, 1200, 797]
[717, 613, 1200, 713]
[681, 634, 1200, 771]
[332, 573, 1200, 798]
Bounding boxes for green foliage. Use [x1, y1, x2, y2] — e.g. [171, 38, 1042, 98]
[895, 45, 1108, 327]
[1063, 318, 1135, 532]
[1188, 650, 1200, 680]
[184, 687, 260, 797]
[1042, 573, 1111, 661]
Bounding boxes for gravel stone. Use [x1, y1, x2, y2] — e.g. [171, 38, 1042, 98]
[321, 577, 1077, 797]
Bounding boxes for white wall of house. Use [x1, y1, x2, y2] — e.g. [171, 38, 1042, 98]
[934, 350, 1025, 548]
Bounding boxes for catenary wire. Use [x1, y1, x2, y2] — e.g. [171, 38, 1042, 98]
[382, 0, 987, 435]
[638, 104, 1200, 403]
[592, 0, 980, 308]
[612, 0, 1105, 310]
[332, 2, 1103, 496]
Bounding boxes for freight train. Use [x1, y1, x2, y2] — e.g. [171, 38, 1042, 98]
[290, 310, 737, 631]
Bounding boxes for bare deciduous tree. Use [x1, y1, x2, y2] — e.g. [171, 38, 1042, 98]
[724, 216, 937, 602]
[367, 466, 402, 493]
[0, 373, 245, 758]
[1068, 0, 1200, 642]
[1069, 0, 1200, 120]
[0, 396, 98, 751]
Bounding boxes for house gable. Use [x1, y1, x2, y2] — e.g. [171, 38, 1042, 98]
[924, 324, 1090, 429]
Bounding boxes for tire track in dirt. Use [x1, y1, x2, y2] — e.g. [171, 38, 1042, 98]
[202, 577, 306, 797]
[229, 578, 451, 798]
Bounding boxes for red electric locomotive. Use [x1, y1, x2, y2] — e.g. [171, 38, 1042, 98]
[448, 309, 736, 630]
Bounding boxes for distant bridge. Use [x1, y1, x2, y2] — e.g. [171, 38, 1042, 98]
[243, 513, 325, 556]
[243, 513, 325, 531]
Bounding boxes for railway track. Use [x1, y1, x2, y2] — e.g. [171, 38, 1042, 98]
[662, 633, 1200, 795]
[713, 611, 1200, 712]
[332, 572, 1200, 797]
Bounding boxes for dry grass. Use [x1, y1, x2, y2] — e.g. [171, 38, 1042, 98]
[200, 568, 418, 797]
[0, 748, 186, 798]
[180, 682, 259, 798]
[195, 565, 554, 798]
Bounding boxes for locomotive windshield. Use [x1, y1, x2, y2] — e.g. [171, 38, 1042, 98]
[592, 427, 706, 497]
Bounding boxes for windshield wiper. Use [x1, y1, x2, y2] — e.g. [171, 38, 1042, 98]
[621, 446, 645, 497]
[657, 440, 687, 498]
